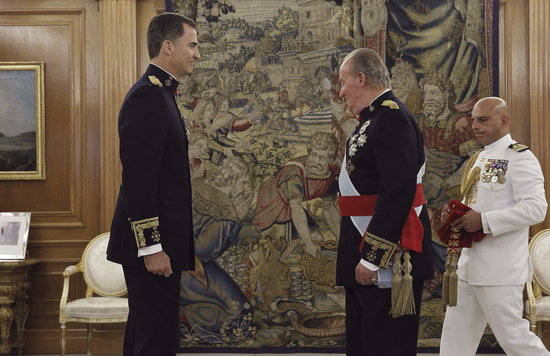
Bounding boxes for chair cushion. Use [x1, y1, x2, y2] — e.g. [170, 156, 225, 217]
[64, 297, 128, 319]
[82, 234, 127, 295]
[525, 296, 550, 317]
[532, 231, 550, 292]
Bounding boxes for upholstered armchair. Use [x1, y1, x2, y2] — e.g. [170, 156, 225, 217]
[59, 232, 128, 356]
[525, 228, 550, 337]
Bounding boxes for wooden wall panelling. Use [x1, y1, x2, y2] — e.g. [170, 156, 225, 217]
[499, 0, 530, 144]
[100, 0, 164, 234]
[499, 0, 550, 236]
[0, 0, 103, 353]
[99, 0, 138, 234]
[528, 0, 550, 233]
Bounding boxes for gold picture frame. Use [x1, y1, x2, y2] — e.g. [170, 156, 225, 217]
[0, 62, 45, 180]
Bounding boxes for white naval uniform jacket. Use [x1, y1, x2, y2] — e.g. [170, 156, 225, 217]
[457, 134, 547, 286]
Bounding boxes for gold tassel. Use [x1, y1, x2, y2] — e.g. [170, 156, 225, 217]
[394, 251, 415, 317]
[390, 252, 402, 317]
[442, 261, 450, 306]
[442, 226, 461, 307]
[447, 252, 458, 306]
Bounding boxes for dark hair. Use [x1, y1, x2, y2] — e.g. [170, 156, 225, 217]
[343, 48, 391, 90]
[147, 12, 197, 59]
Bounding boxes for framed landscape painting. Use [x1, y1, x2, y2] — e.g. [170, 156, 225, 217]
[0, 62, 45, 180]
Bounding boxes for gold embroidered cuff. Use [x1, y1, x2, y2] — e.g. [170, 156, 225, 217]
[130, 217, 161, 248]
[363, 231, 397, 268]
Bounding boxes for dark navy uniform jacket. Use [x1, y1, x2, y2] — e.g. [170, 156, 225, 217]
[336, 90, 433, 286]
[107, 64, 195, 272]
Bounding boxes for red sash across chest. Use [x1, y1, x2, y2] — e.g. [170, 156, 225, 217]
[338, 184, 425, 253]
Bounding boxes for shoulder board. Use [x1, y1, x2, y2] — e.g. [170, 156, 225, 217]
[148, 75, 163, 87]
[508, 143, 530, 152]
[381, 100, 399, 110]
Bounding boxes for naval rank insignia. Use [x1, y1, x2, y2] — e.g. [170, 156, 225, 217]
[509, 143, 530, 152]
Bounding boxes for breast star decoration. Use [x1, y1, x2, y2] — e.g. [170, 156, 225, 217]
[348, 119, 371, 157]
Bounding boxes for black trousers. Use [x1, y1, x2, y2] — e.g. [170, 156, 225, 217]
[344, 280, 424, 356]
[122, 266, 182, 356]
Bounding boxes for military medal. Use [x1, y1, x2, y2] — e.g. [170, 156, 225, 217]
[348, 119, 371, 158]
[345, 159, 355, 175]
[482, 159, 508, 184]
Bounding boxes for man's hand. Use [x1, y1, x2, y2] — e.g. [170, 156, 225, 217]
[144, 251, 173, 277]
[355, 262, 378, 285]
[451, 209, 482, 232]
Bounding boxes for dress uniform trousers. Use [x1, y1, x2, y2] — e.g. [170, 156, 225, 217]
[122, 266, 182, 356]
[440, 279, 550, 356]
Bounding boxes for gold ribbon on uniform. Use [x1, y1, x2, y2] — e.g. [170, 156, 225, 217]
[460, 151, 481, 206]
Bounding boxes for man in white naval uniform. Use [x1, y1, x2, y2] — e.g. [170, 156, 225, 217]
[440, 97, 550, 356]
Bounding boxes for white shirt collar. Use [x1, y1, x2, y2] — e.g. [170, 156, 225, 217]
[150, 63, 178, 82]
[484, 133, 513, 152]
[368, 88, 391, 107]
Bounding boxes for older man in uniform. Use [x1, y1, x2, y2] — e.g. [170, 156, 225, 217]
[336, 48, 433, 356]
[440, 97, 550, 356]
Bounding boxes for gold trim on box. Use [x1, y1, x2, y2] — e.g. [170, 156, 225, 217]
[0, 62, 45, 180]
[364, 231, 397, 268]
[130, 217, 160, 248]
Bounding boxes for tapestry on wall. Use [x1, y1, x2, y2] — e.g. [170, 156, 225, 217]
[167, 0, 498, 353]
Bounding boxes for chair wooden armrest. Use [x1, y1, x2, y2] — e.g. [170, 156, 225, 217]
[526, 280, 537, 316]
[60, 263, 83, 318]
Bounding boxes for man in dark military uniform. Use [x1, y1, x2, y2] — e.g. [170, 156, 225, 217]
[336, 48, 433, 356]
[107, 12, 200, 356]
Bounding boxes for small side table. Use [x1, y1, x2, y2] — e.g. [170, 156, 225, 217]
[0, 259, 39, 356]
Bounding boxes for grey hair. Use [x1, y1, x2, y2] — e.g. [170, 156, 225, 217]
[343, 48, 391, 90]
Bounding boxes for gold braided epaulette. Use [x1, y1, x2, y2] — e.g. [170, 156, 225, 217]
[509, 143, 530, 152]
[381, 100, 399, 110]
[148, 75, 163, 87]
